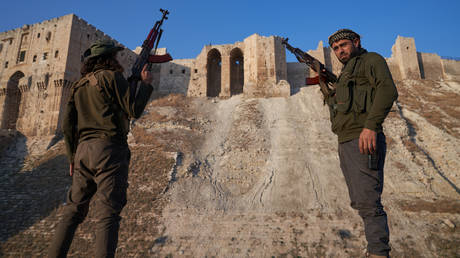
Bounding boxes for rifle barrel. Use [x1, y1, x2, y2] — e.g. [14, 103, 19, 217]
[282, 37, 337, 83]
[129, 9, 171, 85]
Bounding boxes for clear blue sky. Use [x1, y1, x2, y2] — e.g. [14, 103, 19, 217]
[2, 0, 459, 62]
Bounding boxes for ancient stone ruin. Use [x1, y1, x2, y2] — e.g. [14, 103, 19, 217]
[1, 14, 459, 138]
[156, 35, 460, 97]
[0, 14, 137, 137]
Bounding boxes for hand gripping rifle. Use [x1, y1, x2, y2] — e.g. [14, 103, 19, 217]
[128, 8, 173, 95]
[281, 38, 337, 103]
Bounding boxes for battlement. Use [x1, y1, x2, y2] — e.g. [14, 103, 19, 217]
[71, 14, 126, 48]
[0, 14, 137, 136]
[1, 14, 459, 138]
[181, 33, 289, 97]
[289, 36, 460, 83]
[158, 33, 460, 99]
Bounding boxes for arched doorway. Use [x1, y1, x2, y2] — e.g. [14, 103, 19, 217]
[1, 71, 24, 129]
[230, 48, 244, 95]
[206, 49, 221, 97]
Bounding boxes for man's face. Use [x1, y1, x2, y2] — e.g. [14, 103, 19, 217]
[331, 38, 360, 64]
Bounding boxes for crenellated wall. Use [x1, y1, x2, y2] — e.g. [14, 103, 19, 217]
[161, 34, 460, 98]
[0, 14, 75, 136]
[386, 36, 460, 82]
[417, 52, 443, 81]
[173, 34, 290, 98]
[288, 35, 460, 84]
[2, 14, 459, 138]
[185, 39, 247, 97]
[391, 36, 421, 80]
[442, 58, 460, 81]
[0, 14, 137, 137]
[157, 59, 194, 95]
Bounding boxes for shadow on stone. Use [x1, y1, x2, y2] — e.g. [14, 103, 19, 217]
[0, 129, 27, 161]
[0, 152, 70, 243]
[47, 132, 63, 150]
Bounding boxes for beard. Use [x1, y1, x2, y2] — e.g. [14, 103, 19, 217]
[338, 54, 350, 64]
[338, 47, 359, 64]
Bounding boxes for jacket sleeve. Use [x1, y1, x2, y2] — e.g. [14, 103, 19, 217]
[62, 92, 79, 164]
[363, 53, 398, 131]
[105, 71, 153, 119]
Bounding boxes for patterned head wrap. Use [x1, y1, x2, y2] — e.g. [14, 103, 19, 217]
[328, 29, 360, 47]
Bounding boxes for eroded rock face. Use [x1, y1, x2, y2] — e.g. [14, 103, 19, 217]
[2, 12, 460, 141]
[154, 81, 460, 257]
[1, 79, 460, 256]
[1, 14, 460, 256]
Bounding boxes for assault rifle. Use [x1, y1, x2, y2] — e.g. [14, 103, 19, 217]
[129, 8, 173, 94]
[281, 38, 337, 103]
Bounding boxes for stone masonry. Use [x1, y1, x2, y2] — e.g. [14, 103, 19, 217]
[154, 34, 290, 98]
[156, 34, 460, 98]
[1, 14, 460, 138]
[0, 14, 137, 137]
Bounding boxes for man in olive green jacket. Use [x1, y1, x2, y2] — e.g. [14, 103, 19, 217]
[328, 29, 398, 258]
[49, 40, 153, 258]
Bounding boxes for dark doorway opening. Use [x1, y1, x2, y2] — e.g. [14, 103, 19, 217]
[206, 49, 222, 97]
[2, 71, 25, 129]
[230, 48, 244, 95]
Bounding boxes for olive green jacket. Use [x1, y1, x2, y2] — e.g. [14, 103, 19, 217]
[329, 49, 398, 143]
[62, 69, 153, 163]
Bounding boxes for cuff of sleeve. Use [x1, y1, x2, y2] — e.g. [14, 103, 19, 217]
[65, 147, 75, 165]
[139, 82, 154, 95]
[140, 82, 153, 89]
[364, 120, 378, 132]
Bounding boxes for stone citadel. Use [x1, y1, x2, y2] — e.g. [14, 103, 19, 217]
[1, 14, 459, 137]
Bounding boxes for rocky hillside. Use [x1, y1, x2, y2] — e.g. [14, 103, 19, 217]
[1, 79, 459, 257]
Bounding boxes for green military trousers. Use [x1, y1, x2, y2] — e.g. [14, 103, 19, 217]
[49, 138, 130, 258]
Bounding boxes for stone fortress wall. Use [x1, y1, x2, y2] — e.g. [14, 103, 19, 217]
[154, 34, 290, 98]
[0, 14, 137, 137]
[159, 34, 460, 97]
[1, 14, 459, 137]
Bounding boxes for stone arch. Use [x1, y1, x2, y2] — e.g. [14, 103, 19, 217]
[206, 48, 222, 97]
[2, 71, 25, 129]
[230, 48, 244, 95]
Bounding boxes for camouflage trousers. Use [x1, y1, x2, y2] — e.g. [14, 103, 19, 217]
[338, 133, 390, 256]
[49, 138, 130, 258]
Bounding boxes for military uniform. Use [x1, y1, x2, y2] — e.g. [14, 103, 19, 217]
[328, 33, 398, 257]
[330, 49, 398, 143]
[49, 47, 153, 257]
